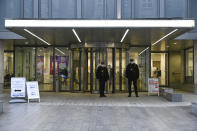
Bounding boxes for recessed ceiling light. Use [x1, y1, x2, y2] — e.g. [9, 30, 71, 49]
[24, 29, 51, 45]
[139, 47, 149, 56]
[72, 29, 81, 43]
[152, 29, 178, 46]
[173, 43, 177, 45]
[120, 29, 130, 43]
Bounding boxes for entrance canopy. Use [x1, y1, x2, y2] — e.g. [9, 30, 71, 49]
[5, 19, 195, 51]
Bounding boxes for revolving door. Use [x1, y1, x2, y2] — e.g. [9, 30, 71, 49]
[70, 46, 149, 93]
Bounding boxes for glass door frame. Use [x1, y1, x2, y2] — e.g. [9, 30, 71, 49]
[150, 51, 169, 87]
[128, 45, 150, 92]
[4, 50, 14, 89]
[184, 47, 194, 84]
[14, 44, 164, 92]
[88, 45, 151, 93]
[87, 47, 115, 93]
[14, 44, 71, 92]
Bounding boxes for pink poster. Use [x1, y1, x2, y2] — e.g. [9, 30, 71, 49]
[50, 56, 69, 75]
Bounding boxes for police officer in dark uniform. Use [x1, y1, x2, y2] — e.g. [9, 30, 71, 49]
[96, 62, 109, 97]
[126, 59, 139, 97]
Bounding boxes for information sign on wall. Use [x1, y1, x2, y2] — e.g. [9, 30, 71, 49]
[11, 77, 26, 98]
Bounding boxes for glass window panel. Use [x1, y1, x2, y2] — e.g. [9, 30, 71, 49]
[82, 0, 105, 19]
[72, 49, 80, 91]
[115, 49, 120, 91]
[134, 0, 158, 18]
[15, 47, 35, 81]
[36, 47, 53, 91]
[24, 0, 33, 18]
[55, 47, 71, 91]
[121, 0, 132, 19]
[40, 0, 49, 18]
[106, 0, 117, 19]
[122, 49, 127, 91]
[107, 49, 113, 92]
[151, 53, 168, 86]
[130, 47, 149, 92]
[52, 0, 77, 18]
[4, 52, 14, 89]
[185, 48, 193, 83]
[165, 0, 187, 18]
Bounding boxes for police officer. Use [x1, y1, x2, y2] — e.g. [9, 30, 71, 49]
[96, 62, 109, 97]
[126, 59, 139, 97]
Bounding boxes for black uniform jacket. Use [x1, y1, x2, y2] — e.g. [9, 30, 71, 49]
[125, 63, 139, 81]
[96, 65, 109, 81]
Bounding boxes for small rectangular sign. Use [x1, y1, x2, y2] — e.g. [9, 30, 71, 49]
[26, 81, 40, 100]
[148, 78, 159, 96]
[11, 77, 26, 98]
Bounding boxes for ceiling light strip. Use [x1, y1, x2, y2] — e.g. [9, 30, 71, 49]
[24, 29, 51, 45]
[139, 47, 149, 56]
[55, 48, 65, 55]
[72, 29, 81, 43]
[152, 29, 178, 46]
[120, 29, 129, 42]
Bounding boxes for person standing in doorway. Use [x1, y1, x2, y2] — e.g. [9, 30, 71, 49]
[96, 62, 109, 97]
[126, 59, 139, 97]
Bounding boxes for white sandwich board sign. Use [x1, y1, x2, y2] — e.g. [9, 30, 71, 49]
[11, 77, 26, 98]
[26, 81, 40, 103]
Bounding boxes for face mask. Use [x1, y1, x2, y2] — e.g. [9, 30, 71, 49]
[130, 61, 134, 64]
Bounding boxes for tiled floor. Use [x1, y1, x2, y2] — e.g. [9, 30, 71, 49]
[0, 92, 197, 131]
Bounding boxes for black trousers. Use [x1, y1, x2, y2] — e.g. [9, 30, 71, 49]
[128, 80, 138, 96]
[99, 80, 105, 96]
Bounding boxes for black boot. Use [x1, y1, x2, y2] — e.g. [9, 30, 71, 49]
[128, 93, 131, 97]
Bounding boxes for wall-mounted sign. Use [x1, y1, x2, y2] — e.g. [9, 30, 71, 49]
[26, 81, 40, 103]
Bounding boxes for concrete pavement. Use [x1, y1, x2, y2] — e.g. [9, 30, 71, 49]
[0, 92, 197, 131]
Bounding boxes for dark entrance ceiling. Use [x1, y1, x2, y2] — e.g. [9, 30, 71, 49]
[6, 19, 195, 51]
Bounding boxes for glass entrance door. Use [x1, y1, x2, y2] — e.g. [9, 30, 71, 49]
[71, 48, 81, 91]
[55, 47, 71, 91]
[151, 53, 168, 86]
[86, 47, 150, 93]
[15, 47, 35, 81]
[36, 47, 53, 91]
[121, 47, 149, 92]
[88, 48, 112, 93]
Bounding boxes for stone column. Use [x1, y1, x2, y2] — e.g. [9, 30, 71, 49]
[194, 40, 197, 94]
[0, 40, 4, 93]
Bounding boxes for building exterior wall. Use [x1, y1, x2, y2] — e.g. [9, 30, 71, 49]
[0, 0, 196, 29]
